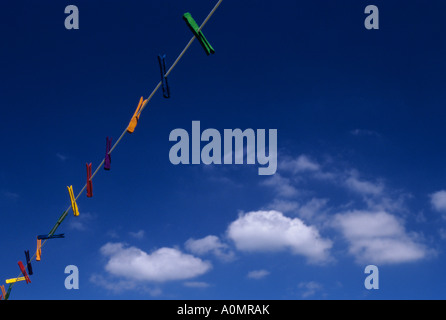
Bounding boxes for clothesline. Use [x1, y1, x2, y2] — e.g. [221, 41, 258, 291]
[3, 0, 223, 300]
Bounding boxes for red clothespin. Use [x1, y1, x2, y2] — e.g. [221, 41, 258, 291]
[18, 261, 31, 284]
[86, 163, 93, 197]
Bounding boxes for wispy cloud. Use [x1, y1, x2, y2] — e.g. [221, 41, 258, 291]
[297, 198, 329, 222]
[439, 228, 446, 240]
[345, 170, 384, 196]
[3, 191, 19, 200]
[183, 281, 211, 288]
[260, 153, 431, 265]
[261, 174, 299, 198]
[129, 230, 145, 240]
[279, 155, 320, 174]
[56, 152, 68, 161]
[266, 153, 411, 215]
[247, 269, 270, 279]
[298, 281, 323, 298]
[68, 212, 94, 231]
[185, 235, 234, 262]
[89, 273, 162, 296]
[265, 198, 300, 214]
[350, 129, 381, 137]
[106, 230, 120, 239]
[430, 190, 446, 214]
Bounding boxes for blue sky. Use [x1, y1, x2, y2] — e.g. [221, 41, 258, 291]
[1, 0, 446, 300]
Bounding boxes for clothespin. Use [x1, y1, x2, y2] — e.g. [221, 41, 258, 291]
[104, 137, 112, 170]
[5, 284, 12, 300]
[0, 285, 6, 300]
[86, 163, 93, 197]
[158, 54, 170, 98]
[126, 97, 146, 134]
[183, 12, 215, 56]
[17, 261, 31, 284]
[37, 233, 65, 240]
[67, 185, 79, 216]
[24, 250, 33, 275]
[5, 277, 25, 284]
[36, 238, 42, 261]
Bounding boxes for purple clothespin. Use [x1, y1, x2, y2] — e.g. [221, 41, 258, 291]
[104, 137, 112, 170]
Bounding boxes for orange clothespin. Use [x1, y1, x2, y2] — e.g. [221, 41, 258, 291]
[127, 97, 146, 134]
[36, 238, 42, 261]
[0, 285, 6, 300]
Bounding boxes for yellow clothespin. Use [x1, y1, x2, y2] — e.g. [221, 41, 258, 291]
[127, 96, 146, 134]
[67, 185, 79, 216]
[5, 277, 25, 284]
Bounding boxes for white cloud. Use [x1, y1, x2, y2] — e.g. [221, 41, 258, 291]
[260, 153, 434, 267]
[261, 174, 299, 198]
[363, 192, 410, 213]
[184, 235, 224, 255]
[3, 191, 19, 200]
[297, 198, 329, 222]
[107, 230, 120, 239]
[183, 281, 211, 288]
[56, 152, 68, 161]
[185, 235, 234, 261]
[100, 242, 212, 282]
[227, 210, 332, 264]
[280, 155, 320, 173]
[345, 171, 383, 196]
[247, 269, 270, 279]
[129, 230, 145, 239]
[333, 210, 428, 264]
[266, 199, 300, 213]
[350, 129, 380, 137]
[89, 273, 136, 293]
[90, 273, 162, 296]
[298, 281, 323, 298]
[430, 190, 446, 213]
[68, 212, 94, 231]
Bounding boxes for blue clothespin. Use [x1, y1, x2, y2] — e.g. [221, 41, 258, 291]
[158, 54, 170, 99]
[37, 233, 65, 240]
[24, 250, 33, 275]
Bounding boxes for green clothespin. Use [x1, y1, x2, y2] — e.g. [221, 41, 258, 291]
[183, 12, 215, 55]
[5, 284, 12, 300]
